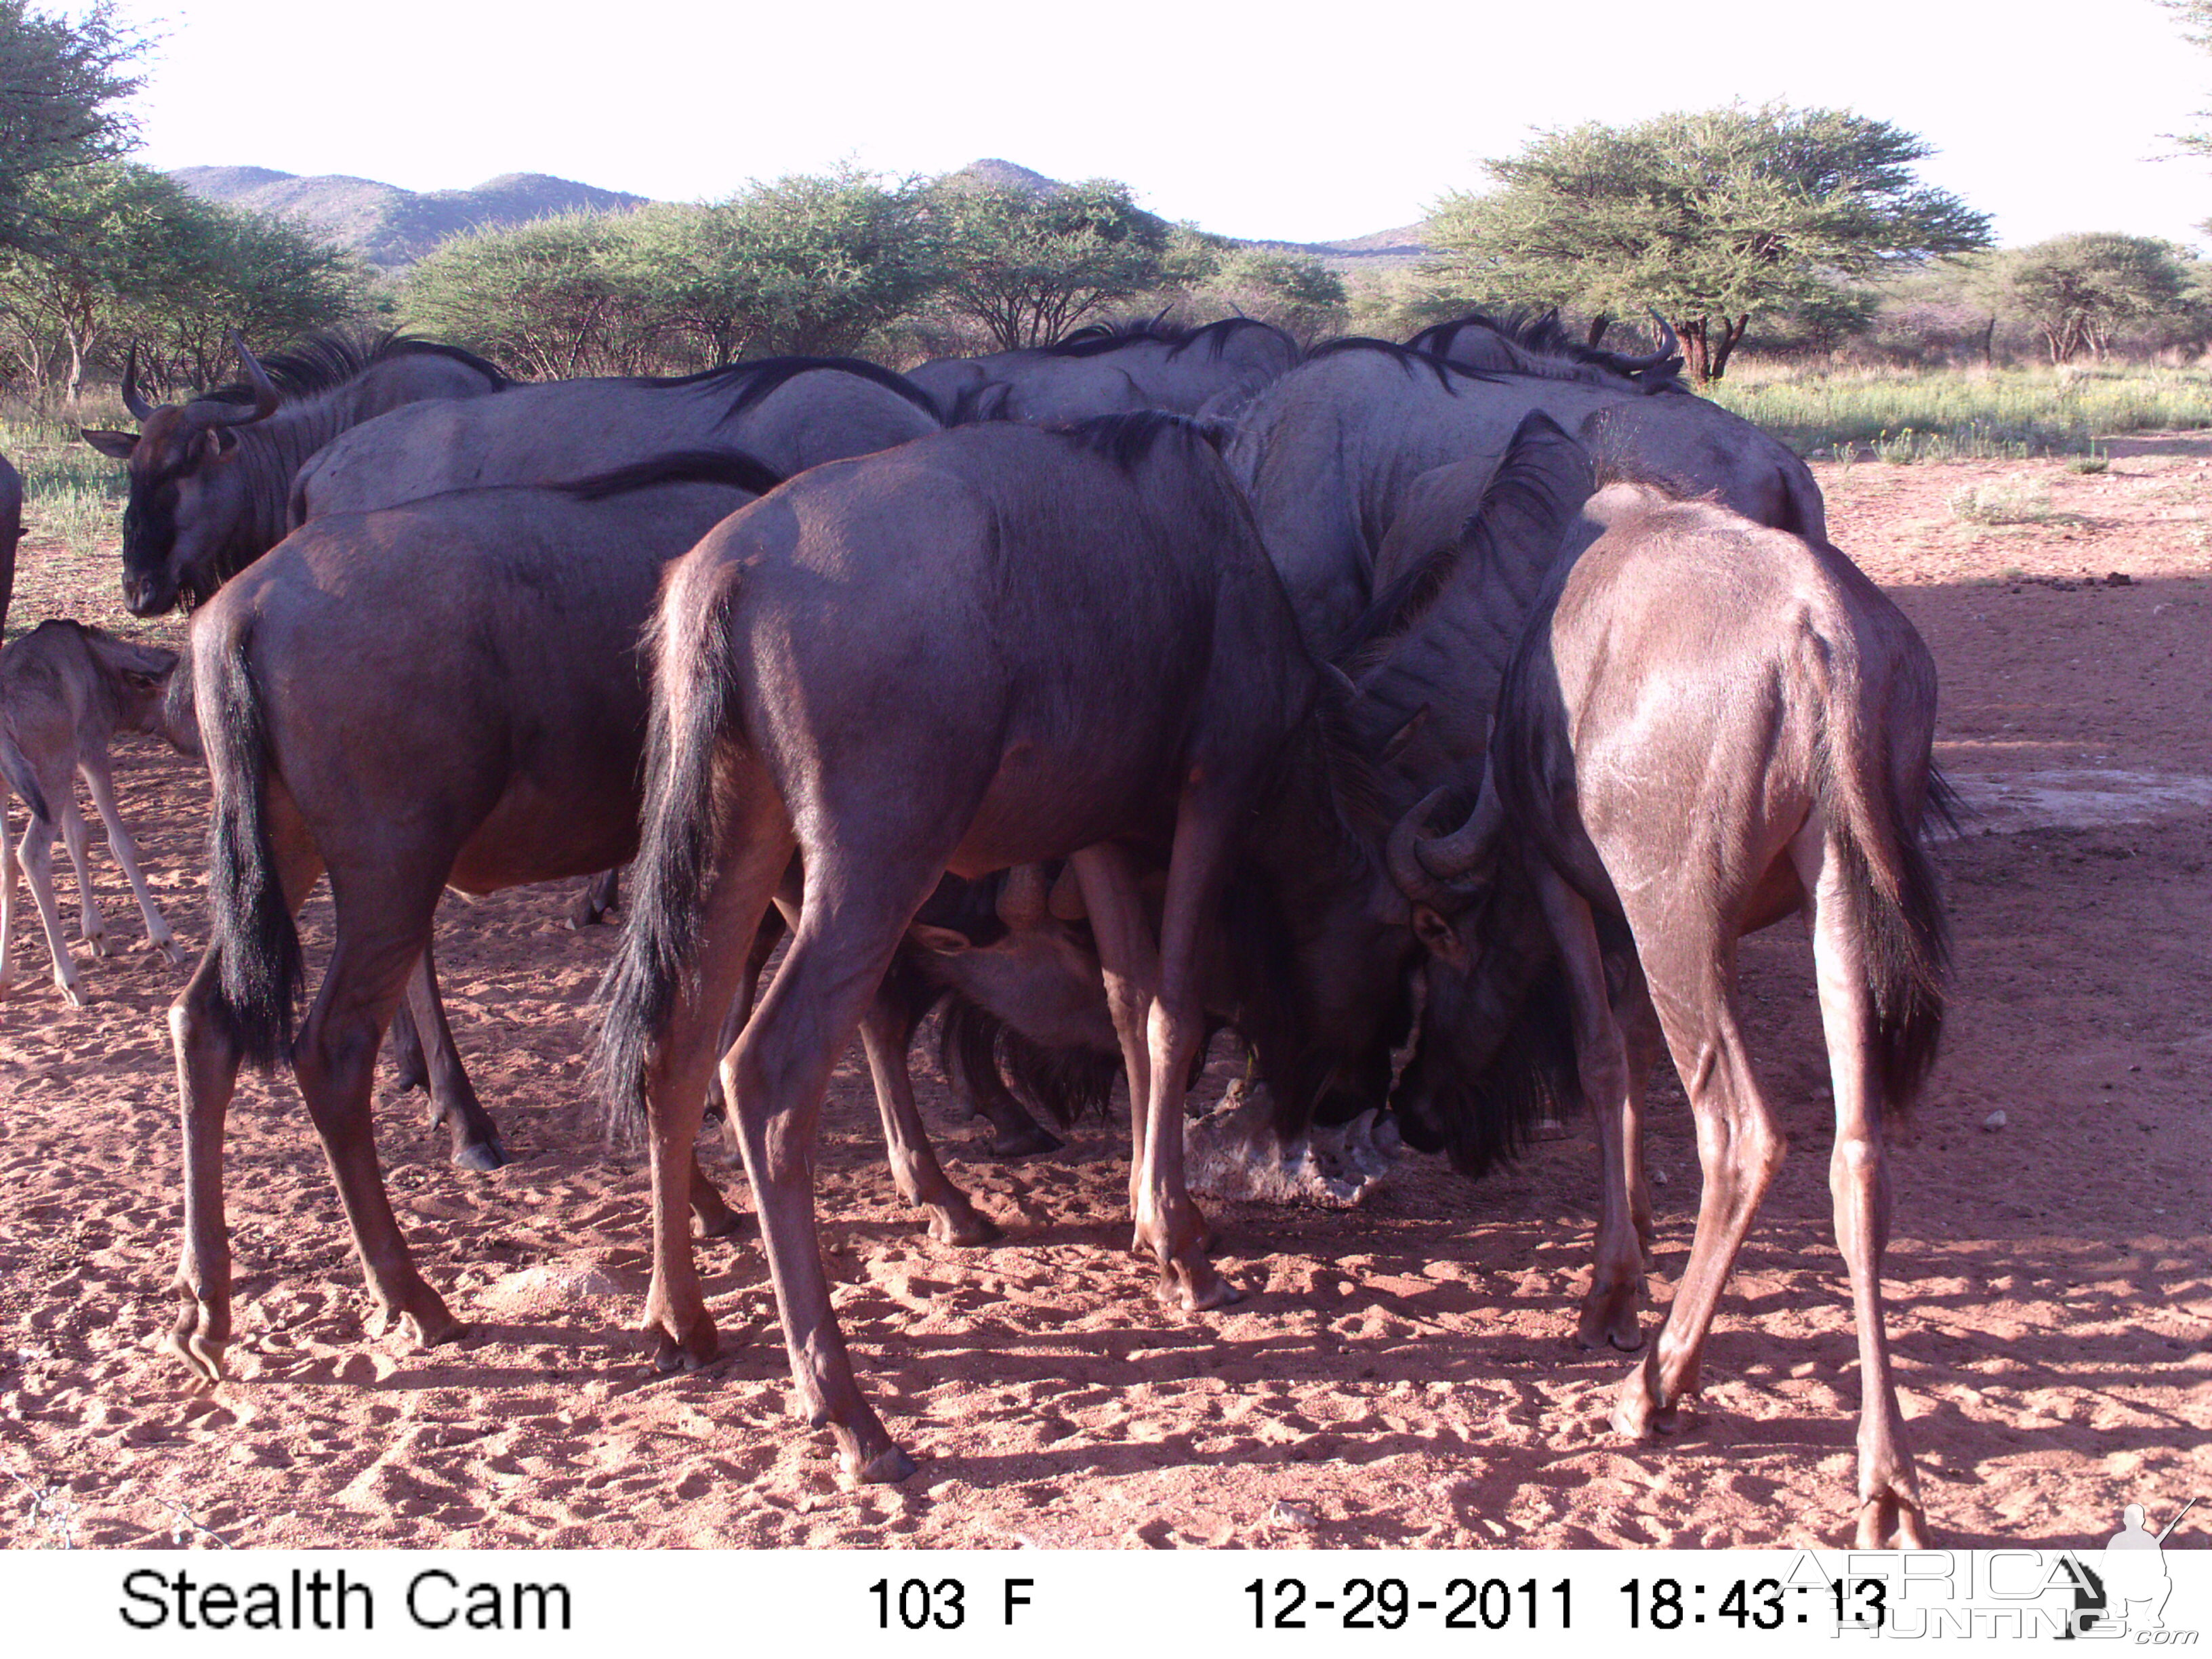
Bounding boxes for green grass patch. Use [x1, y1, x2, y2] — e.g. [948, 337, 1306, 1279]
[1708, 364, 2212, 461]
[0, 392, 162, 644]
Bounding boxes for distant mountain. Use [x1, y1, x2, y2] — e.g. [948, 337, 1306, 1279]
[169, 159, 1429, 275]
[169, 167, 650, 269]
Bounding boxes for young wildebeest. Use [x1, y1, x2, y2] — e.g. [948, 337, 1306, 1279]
[906, 316, 1299, 426]
[0, 621, 188, 1005]
[598, 414, 1460, 1483]
[1393, 462, 1949, 1548]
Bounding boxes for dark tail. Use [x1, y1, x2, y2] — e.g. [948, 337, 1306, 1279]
[593, 576, 746, 1139]
[201, 626, 304, 1070]
[0, 717, 49, 824]
[1815, 653, 1950, 1111]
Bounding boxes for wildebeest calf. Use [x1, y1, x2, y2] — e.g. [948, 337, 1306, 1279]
[0, 619, 188, 1005]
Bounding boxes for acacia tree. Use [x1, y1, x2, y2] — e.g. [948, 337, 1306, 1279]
[2001, 234, 2196, 363]
[401, 212, 657, 378]
[0, 0, 146, 253]
[930, 178, 1168, 349]
[2168, 1, 2212, 166]
[1426, 104, 1991, 380]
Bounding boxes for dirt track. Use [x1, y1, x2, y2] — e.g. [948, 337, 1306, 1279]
[1, 439, 2206, 1550]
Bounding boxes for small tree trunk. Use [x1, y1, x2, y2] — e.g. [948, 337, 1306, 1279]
[1678, 316, 1712, 382]
[1706, 314, 1751, 382]
[1978, 314, 1996, 366]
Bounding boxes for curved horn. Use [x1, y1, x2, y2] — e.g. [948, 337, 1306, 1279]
[121, 341, 155, 422]
[1385, 777, 1503, 909]
[997, 864, 1050, 928]
[190, 331, 281, 428]
[1627, 310, 1683, 376]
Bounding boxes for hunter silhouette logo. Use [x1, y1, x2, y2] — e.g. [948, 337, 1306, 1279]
[2072, 1498, 2200, 1639]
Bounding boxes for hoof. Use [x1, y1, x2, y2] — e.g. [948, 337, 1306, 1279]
[694, 1208, 752, 1242]
[1856, 1491, 1928, 1549]
[651, 1319, 719, 1373]
[155, 939, 188, 968]
[453, 1139, 509, 1174]
[403, 1307, 469, 1350]
[851, 1445, 917, 1485]
[1610, 1364, 1667, 1439]
[1576, 1286, 1645, 1353]
[159, 1326, 228, 1387]
[927, 1205, 1003, 1248]
[1173, 1263, 1245, 1311]
[60, 981, 88, 1008]
[985, 1125, 1064, 1160]
[85, 933, 115, 959]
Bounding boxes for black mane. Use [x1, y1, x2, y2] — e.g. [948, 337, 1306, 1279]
[556, 449, 785, 502]
[1307, 335, 1504, 392]
[1057, 409, 1225, 470]
[200, 329, 509, 406]
[628, 354, 941, 425]
[1044, 313, 1296, 363]
[1406, 309, 1689, 394]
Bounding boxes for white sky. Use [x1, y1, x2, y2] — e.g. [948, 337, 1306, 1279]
[107, 0, 2209, 251]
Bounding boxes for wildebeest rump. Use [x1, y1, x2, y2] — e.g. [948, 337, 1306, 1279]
[0, 620, 188, 1006]
[79, 332, 508, 616]
[1394, 459, 1949, 1548]
[596, 414, 1462, 1482]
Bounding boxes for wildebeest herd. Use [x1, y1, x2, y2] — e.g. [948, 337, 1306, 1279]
[0, 310, 1950, 1548]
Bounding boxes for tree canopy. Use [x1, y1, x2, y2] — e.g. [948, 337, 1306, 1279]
[1425, 104, 1992, 380]
[1998, 234, 2201, 363]
[0, 0, 147, 253]
[928, 178, 1169, 350]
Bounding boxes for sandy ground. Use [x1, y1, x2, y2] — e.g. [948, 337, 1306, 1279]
[0, 438, 2206, 1552]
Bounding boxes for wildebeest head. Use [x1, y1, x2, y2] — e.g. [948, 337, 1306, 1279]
[1382, 770, 1579, 1179]
[79, 337, 281, 616]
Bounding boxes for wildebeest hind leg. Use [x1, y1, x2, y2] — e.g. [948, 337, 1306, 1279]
[79, 754, 184, 966]
[726, 849, 950, 1483]
[1611, 930, 1784, 1440]
[1793, 820, 1927, 1547]
[400, 945, 508, 1171]
[639, 802, 796, 1373]
[16, 808, 85, 1004]
[291, 890, 463, 1351]
[860, 996, 1000, 1246]
[567, 865, 621, 929]
[163, 823, 325, 1385]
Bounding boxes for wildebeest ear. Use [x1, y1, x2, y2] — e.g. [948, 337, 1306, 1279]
[80, 428, 138, 459]
[909, 923, 973, 956]
[1411, 904, 1470, 970]
[201, 427, 242, 462]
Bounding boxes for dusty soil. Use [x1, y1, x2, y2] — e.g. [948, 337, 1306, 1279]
[1, 441, 2206, 1552]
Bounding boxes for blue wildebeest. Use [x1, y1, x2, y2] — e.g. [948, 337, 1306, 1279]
[289, 355, 941, 520]
[79, 332, 508, 617]
[1228, 337, 1829, 650]
[1406, 308, 1689, 393]
[0, 621, 189, 1005]
[1379, 422, 1949, 1548]
[157, 451, 1160, 1383]
[906, 316, 1298, 426]
[595, 413, 1469, 1483]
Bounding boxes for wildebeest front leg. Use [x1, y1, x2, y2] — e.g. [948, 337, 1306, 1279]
[1069, 845, 1160, 1237]
[1536, 866, 1645, 1353]
[293, 919, 465, 1351]
[859, 996, 1000, 1246]
[1794, 821, 1927, 1548]
[398, 947, 508, 1171]
[77, 754, 185, 966]
[55, 787, 111, 958]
